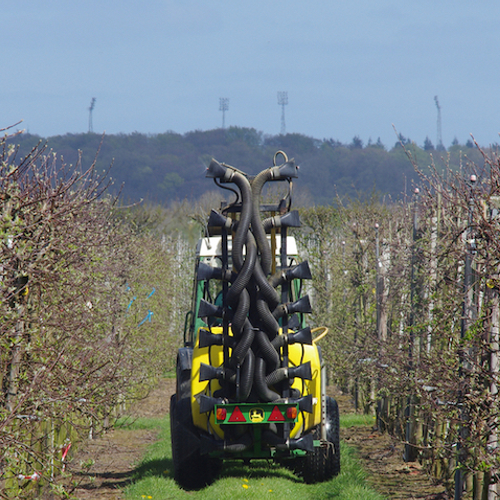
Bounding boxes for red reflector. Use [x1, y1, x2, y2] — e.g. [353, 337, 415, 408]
[216, 408, 227, 421]
[286, 407, 298, 420]
[228, 406, 247, 422]
[268, 406, 286, 422]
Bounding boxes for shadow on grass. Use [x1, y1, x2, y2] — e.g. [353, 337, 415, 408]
[70, 468, 137, 492]
[131, 456, 302, 490]
[132, 456, 174, 480]
[217, 459, 302, 483]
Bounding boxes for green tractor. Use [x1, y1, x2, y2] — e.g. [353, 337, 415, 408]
[170, 152, 340, 489]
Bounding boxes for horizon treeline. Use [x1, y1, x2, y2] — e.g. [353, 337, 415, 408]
[7, 127, 485, 205]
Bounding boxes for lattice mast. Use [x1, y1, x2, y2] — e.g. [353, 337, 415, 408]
[219, 98, 229, 129]
[277, 91, 288, 135]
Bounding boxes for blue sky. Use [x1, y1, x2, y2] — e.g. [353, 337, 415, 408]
[2, 1, 500, 148]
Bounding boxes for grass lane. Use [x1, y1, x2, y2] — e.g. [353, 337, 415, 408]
[120, 412, 385, 500]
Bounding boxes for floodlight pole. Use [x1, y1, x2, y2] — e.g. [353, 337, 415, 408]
[88, 97, 96, 133]
[434, 96, 443, 149]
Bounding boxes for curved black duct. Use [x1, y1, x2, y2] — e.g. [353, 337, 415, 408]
[252, 259, 280, 309]
[229, 172, 253, 272]
[229, 324, 255, 368]
[226, 232, 257, 309]
[230, 292, 251, 338]
[254, 329, 279, 372]
[253, 357, 280, 402]
[250, 168, 274, 276]
[255, 298, 280, 340]
[238, 348, 255, 402]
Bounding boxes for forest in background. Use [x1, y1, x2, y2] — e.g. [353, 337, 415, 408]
[6, 127, 486, 206]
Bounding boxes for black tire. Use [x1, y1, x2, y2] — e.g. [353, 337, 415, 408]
[176, 350, 192, 400]
[299, 396, 340, 483]
[170, 395, 221, 490]
[326, 396, 341, 476]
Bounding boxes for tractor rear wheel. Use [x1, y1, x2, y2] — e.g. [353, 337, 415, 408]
[170, 395, 221, 489]
[299, 396, 340, 483]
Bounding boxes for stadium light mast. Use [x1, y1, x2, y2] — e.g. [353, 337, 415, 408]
[219, 98, 229, 129]
[88, 97, 96, 133]
[434, 95, 443, 149]
[277, 91, 288, 135]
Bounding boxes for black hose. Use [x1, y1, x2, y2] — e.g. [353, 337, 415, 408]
[262, 215, 280, 233]
[251, 169, 273, 276]
[272, 304, 288, 320]
[265, 367, 289, 387]
[255, 297, 280, 339]
[226, 233, 257, 309]
[230, 289, 250, 338]
[268, 270, 285, 289]
[271, 334, 287, 350]
[253, 356, 280, 402]
[239, 348, 255, 402]
[254, 329, 279, 372]
[231, 172, 253, 272]
[252, 259, 280, 309]
[229, 322, 255, 368]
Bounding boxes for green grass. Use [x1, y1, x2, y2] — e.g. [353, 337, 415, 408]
[114, 416, 166, 430]
[340, 412, 377, 428]
[124, 412, 385, 500]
